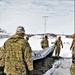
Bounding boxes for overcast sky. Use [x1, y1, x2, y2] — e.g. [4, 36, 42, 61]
[0, 0, 74, 35]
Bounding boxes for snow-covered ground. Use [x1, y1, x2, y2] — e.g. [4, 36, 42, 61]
[44, 58, 72, 75]
[0, 38, 8, 47]
[29, 36, 72, 58]
[0, 36, 72, 57]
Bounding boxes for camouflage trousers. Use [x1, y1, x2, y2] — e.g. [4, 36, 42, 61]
[70, 63, 75, 75]
[55, 46, 60, 56]
[72, 46, 75, 58]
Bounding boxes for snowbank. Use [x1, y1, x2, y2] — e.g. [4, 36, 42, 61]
[44, 58, 72, 75]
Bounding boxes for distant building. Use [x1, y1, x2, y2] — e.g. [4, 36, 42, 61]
[0, 28, 10, 38]
[57, 34, 66, 38]
[66, 35, 72, 38]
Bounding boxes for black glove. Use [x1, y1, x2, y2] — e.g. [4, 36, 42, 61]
[70, 47, 71, 50]
[29, 70, 33, 75]
[62, 46, 63, 48]
[0, 66, 5, 75]
[42, 45, 43, 48]
[72, 58, 75, 63]
[0, 66, 4, 72]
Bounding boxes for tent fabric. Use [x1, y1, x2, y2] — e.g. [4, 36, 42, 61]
[43, 58, 72, 75]
[32, 45, 55, 61]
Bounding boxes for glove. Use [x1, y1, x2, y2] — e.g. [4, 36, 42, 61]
[29, 70, 33, 75]
[0, 66, 5, 75]
[70, 47, 71, 50]
[62, 46, 63, 48]
[72, 58, 75, 63]
[0, 66, 4, 71]
[42, 45, 44, 48]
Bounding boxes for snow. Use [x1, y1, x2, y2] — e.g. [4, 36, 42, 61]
[43, 58, 72, 75]
[0, 38, 8, 47]
[29, 37, 72, 57]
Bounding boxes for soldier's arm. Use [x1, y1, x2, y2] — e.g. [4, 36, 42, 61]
[55, 40, 57, 45]
[70, 40, 74, 50]
[47, 40, 49, 47]
[41, 40, 44, 48]
[24, 42, 33, 71]
[41, 40, 43, 44]
[61, 40, 63, 48]
[0, 46, 5, 67]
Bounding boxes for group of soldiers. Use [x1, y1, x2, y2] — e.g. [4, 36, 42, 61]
[40, 33, 75, 75]
[41, 35, 63, 57]
[0, 25, 75, 75]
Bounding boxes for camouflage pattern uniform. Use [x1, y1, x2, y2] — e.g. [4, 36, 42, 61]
[0, 47, 5, 74]
[70, 34, 75, 58]
[54, 36, 63, 56]
[70, 63, 75, 75]
[41, 36, 49, 49]
[0, 34, 33, 75]
[70, 33, 75, 75]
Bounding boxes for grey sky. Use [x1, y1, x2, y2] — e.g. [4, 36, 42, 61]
[0, 0, 74, 35]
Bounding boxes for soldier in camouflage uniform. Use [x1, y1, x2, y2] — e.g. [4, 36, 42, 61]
[0, 26, 33, 75]
[41, 35, 49, 49]
[70, 33, 75, 75]
[54, 36, 63, 56]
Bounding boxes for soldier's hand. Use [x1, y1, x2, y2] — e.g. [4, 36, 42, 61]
[62, 46, 63, 48]
[42, 46, 43, 48]
[70, 47, 71, 50]
[29, 70, 33, 75]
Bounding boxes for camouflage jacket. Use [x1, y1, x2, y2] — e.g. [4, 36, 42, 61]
[70, 39, 75, 49]
[0, 47, 5, 67]
[0, 34, 33, 75]
[54, 39, 63, 47]
[41, 38, 49, 49]
[70, 39, 75, 55]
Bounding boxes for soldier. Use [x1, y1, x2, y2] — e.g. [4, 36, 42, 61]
[0, 26, 33, 75]
[25, 36, 34, 75]
[41, 35, 49, 49]
[54, 36, 63, 56]
[70, 33, 75, 75]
